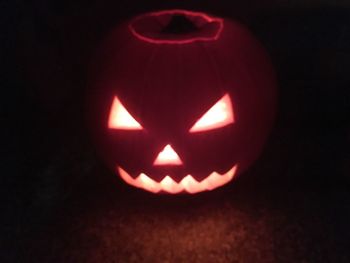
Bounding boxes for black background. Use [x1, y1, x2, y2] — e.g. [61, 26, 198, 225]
[1, 0, 350, 262]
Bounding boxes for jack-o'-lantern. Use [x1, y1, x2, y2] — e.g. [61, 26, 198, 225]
[87, 10, 277, 194]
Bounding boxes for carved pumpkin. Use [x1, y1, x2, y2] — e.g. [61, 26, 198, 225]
[88, 9, 277, 194]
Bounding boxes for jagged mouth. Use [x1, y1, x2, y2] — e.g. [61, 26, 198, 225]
[117, 165, 238, 194]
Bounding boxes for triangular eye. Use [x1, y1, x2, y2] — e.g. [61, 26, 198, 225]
[189, 93, 234, 133]
[108, 96, 143, 130]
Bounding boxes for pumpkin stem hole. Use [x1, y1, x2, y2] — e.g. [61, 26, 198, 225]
[161, 15, 198, 34]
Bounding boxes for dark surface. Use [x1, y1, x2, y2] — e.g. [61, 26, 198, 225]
[1, 1, 350, 262]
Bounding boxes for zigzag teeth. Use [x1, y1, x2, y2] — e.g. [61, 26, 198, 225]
[117, 165, 237, 194]
[160, 176, 184, 194]
[138, 173, 161, 193]
[181, 175, 202, 194]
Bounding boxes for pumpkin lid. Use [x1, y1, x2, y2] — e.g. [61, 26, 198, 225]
[129, 9, 223, 44]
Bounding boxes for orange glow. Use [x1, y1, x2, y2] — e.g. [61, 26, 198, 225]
[108, 96, 143, 130]
[117, 165, 237, 194]
[153, 144, 183, 166]
[190, 94, 234, 133]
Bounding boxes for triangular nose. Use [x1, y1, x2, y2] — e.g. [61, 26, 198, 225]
[153, 144, 183, 166]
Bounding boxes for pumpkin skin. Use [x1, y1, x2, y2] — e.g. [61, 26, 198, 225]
[88, 10, 277, 194]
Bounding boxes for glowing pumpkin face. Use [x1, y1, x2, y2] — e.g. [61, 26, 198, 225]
[88, 10, 277, 194]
